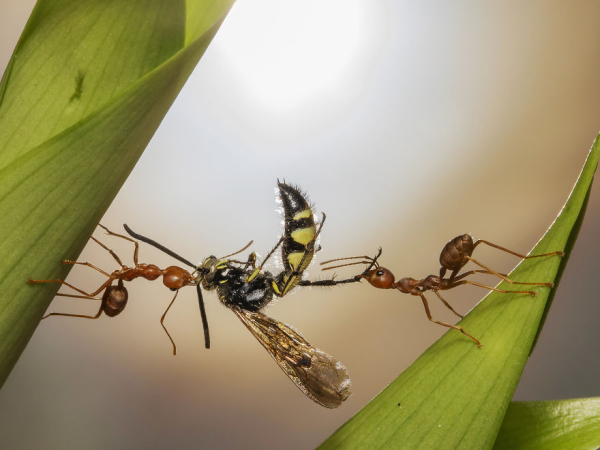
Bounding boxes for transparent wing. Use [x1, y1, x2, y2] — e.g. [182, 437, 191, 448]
[232, 307, 351, 408]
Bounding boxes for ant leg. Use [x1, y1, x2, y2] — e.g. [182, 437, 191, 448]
[98, 224, 140, 265]
[62, 260, 111, 277]
[433, 291, 464, 319]
[160, 290, 180, 356]
[451, 269, 492, 282]
[28, 277, 114, 298]
[418, 292, 481, 347]
[448, 279, 538, 297]
[465, 256, 554, 287]
[453, 269, 552, 286]
[473, 239, 564, 259]
[43, 303, 104, 320]
[55, 293, 101, 300]
[363, 247, 383, 274]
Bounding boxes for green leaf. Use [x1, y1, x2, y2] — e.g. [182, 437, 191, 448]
[319, 136, 599, 449]
[0, 0, 235, 388]
[495, 398, 600, 450]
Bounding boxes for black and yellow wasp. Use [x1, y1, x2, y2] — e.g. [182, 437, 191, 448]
[120, 181, 357, 408]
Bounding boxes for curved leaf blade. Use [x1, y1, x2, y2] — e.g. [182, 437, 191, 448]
[0, 0, 235, 388]
[495, 398, 600, 450]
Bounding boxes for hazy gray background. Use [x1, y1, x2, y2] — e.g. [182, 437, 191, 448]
[1, 1, 600, 449]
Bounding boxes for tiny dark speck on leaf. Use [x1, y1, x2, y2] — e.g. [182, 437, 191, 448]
[70, 70, 85, 102]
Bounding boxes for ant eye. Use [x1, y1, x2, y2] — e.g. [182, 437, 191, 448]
[376, 270, 384, 276]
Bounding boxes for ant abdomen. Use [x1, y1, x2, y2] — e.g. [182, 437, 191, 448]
[102, 280, 128, 317]
[439, 234, 474, 276]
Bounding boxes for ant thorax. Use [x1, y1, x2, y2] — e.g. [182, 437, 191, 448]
[395, 277, 417, 293]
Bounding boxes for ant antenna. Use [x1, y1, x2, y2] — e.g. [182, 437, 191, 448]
[321, 260, 373, 271]
[321, 248, 383, 272]
[220, 240, 254, 259]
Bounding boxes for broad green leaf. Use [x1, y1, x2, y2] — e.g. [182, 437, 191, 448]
[0, 0, 235, 388]
[319, 136, 599, 449]
[495, 398, 600, 450]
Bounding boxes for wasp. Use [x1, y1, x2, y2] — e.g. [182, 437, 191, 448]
[30, 182, 356, 408]
[322, 234, 563, 347]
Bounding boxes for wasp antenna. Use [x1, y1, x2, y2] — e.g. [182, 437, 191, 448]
[123, 224, 196, 269]
[220, 240, 254, 259]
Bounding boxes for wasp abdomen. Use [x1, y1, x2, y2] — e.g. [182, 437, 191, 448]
[276, 182, 317, 296]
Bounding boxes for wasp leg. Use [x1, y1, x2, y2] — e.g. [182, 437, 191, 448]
[228, 252, 257, 269]
[275, 213, 328, 295]
[247, 237, 284, 283]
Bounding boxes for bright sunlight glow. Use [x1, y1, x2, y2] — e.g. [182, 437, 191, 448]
[217, 0, 363, 111]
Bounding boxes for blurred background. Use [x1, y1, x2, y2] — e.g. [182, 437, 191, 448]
[1, 1, 600, 449]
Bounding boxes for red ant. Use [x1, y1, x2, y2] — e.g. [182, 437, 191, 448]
[28, 225, 251, 355]
[321, 234, 563, 347]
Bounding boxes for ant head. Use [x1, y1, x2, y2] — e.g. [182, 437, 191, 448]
[357, 267, 395, 289]
[163, 266, 193, 290]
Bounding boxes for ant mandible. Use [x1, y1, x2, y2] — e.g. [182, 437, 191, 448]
[321, 234, 563, 347]
[28, 224, 252, 355]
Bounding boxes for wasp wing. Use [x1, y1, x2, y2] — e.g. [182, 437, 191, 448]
[232, 307, 351, 408]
